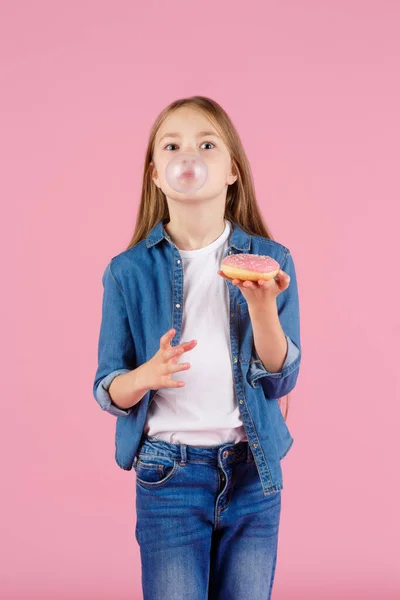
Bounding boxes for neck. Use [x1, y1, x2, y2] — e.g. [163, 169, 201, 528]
[164, 217, 226, 250]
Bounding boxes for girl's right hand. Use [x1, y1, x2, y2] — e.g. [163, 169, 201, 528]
[142, 328, 197, 390]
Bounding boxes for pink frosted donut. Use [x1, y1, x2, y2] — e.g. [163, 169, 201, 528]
[220, 253, 280, 281]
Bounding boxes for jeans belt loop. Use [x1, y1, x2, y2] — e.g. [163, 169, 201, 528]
[179, 443, 187, 466]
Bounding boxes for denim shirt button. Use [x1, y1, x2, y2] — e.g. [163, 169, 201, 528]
[176, 303, 181, 308]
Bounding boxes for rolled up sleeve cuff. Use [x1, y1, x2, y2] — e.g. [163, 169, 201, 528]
[249, 335, 301, 399]
[95, 369, 133, 417]
[282, 335, 300, 370]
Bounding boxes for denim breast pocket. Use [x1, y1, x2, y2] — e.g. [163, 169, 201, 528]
[133, 453, 179, 488]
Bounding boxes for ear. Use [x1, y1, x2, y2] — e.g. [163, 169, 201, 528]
[150, 162, 161, 189]
[227, 163, 238, 186]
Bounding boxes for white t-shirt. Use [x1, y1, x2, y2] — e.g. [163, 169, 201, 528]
[143, 219, 248, 446]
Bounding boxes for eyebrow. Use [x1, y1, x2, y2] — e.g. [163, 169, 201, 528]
[158, 130, 220, 143]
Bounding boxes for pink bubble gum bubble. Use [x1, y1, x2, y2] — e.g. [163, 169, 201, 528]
[165, 153, 208, 193]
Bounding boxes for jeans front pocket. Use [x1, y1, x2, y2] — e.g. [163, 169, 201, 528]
[134, 454, 179, 488]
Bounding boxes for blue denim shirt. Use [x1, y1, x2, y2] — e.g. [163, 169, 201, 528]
[93, 219, 301, 496]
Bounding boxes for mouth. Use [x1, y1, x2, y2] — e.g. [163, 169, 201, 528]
[180, 170, 195, 180]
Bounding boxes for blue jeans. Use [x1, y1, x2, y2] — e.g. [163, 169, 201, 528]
[134, 434, 282, 600]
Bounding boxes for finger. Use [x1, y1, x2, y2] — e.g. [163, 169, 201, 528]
[165, 374, 185, 388]
[165, 346, 184, 361]
[164, 337, 197, 358]
[169, 379, 185, 388]
[167, 362, 190, 375]
[178, 340, 197, 353]
[160, 328, 175, 350]
[218, 270, 233, 281]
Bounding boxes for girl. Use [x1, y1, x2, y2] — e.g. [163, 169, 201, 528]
[93, 95, 301, 600]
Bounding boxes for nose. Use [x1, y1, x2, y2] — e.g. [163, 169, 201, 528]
[182, 155, 197, 166]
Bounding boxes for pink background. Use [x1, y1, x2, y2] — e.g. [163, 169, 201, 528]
[1, 1, 399, 598]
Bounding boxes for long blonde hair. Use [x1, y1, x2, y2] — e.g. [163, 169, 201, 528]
[126, 95, 290, 421]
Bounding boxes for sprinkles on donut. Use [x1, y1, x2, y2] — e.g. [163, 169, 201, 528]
[220, 253, 280, 282]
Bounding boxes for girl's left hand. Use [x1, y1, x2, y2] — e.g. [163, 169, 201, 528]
[217, 269, 290, 307]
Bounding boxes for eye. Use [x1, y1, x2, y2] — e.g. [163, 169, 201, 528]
[164, 143, 179, 151]
[200, 141, 215, 150]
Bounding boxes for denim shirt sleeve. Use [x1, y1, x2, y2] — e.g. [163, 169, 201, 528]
[93, 261, 135, 417]
[249, 250, 302, 399]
